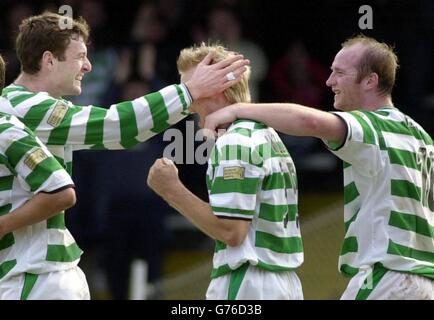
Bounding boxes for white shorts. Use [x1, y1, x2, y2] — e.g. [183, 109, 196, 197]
[341, 264, 434, 300]
[206, 263, 303, 300]
[0, 266, 90, 300]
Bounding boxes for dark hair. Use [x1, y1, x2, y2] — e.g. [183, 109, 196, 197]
[16, 12, 90, 74]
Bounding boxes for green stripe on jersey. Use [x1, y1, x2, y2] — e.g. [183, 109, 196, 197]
[259, 203, 297, 222]
[85, 107, 107, 146]
[210, 177, 260, 195]
[262, 172, 294, 190]
[388, 148, 419, 170]
[5, 135, 40, 168]
[0, 260, 17, 280]
[46, 242, 82, 262]
[387, 240, 434, 264]
[146, 92, 170, 133]
[341, 236, 358, 255]
[20, 273, 39, 300]
[215, 240, 227, 252]
[47, 213, 66, 229]
[9, 93, 36, 107]
[344, 209, 359, 232]
[0, 122, 14, 134]
[174, 84, 188, 111]
[255, 231, 303, 254]
[391, 179, 420, 202]
[344, 182, 359, 204]
[0, 175, 14, 191]
[355, 263, 388, 300]
[116, 101, 140, 148]
[350, 112, 376, 144]
[22, 99, 56, 131]
[389, 211, 434, 238]
[0, 233, 15, 250]
[46, 106, 81, 145]
[25, 157, 65, 192]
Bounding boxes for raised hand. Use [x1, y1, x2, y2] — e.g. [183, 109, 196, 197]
[184, 53, 250, 100]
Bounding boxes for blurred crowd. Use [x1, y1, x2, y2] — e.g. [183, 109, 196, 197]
[1, 0, 433, 299]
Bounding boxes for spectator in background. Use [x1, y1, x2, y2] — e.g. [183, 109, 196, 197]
[268, 40, 328, 107]
[194, 6, 268, 102]
[267, 40, 332, 168]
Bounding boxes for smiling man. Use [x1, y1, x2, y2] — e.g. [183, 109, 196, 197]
[0, 12, 249, 299]
[204, 35, 434, 300]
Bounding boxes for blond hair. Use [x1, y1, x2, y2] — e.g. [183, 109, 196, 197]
[342, 35, 399, 96]
[177, 42, 251, 103]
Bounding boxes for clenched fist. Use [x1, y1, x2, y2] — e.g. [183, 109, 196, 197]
[147, 157, 180, 199]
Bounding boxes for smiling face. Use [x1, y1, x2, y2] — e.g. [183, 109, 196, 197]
[50, 35, 92, 97]
[326, 44, 365, 111]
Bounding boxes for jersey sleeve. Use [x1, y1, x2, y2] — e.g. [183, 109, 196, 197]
[4, 84, 192, 150]
[0, 118, 74, 194]
[324, 111, 385, 176]
[207, 135, 264, 220]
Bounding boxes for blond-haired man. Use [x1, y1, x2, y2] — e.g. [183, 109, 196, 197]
[148, 44, 304, 300]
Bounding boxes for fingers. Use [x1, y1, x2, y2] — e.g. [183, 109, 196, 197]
[199, 52, 214, 66]
[212, 54, 245, 69]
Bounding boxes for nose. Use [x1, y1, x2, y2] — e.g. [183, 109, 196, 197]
[326, 72, 335, 87]
[82, 57, 92, 73]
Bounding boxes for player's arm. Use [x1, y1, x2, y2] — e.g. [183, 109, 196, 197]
[205, 102, 347, 145]
[4, 55, 249, 150]
[0, 188, 75, 239]
[0, 119, 75, 239]
[147, 158, 250, 246]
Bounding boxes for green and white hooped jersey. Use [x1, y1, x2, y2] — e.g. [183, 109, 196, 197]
[328, 107, 434, 279]
[1, 83, 191, 174]
[0, 109, 75, 282]
[207, 120, 303, 278]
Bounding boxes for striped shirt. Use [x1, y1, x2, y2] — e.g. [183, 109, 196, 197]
[207, 120, 303, 278]
[0, 107, 75, 283]
[1, 83, 192, 174]
[328, 107, 434, 279]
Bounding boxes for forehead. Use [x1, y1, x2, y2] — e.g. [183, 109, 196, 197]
[65, 36, 87, 55]
[332, 44, 365, 70]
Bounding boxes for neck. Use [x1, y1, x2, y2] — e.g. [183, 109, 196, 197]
[360, 95, 393, 111]
[15, 72, 59, 98]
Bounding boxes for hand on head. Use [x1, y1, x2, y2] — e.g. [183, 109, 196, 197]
[185, 53, 250, 100]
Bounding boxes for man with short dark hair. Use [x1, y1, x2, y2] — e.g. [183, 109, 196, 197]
[0, 11, 249, 299]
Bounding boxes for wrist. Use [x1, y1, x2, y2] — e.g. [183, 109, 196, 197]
[184, 81, 198, 101]
[165, 181, 187, 207]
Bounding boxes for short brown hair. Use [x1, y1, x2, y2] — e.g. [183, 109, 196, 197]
[0, 54, 5, 90]
[16, 12, 90, 74]
[342, 35, 399, 96]
[177, 42, 251, 103]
